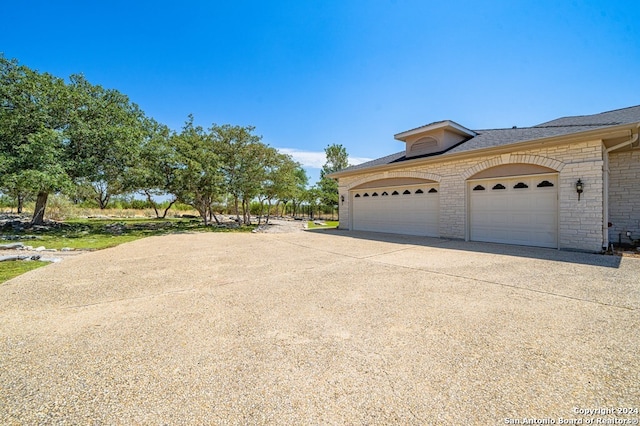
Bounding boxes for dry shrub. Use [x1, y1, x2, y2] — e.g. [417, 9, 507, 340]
[45, 195, 74, 221]
[38, 198, 201, 221]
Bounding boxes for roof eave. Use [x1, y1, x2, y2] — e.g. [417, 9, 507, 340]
[394, 120, 476, 141]
[331, 123, 637, 179]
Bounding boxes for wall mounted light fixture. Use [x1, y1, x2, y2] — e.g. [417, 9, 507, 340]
[576, 179, 584, 200]
[340, 194, 345, 204]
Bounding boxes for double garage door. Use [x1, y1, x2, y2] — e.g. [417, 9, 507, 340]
[351, 184, 439, 236]
[350, 174, 558, 248]
[469, 174, 558, 248]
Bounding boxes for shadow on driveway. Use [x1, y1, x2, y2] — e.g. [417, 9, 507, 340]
[306, 228, 624, 268]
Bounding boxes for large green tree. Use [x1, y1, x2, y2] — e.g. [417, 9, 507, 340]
[171, 117, 223, 225]
[65, 74, 149, 209]
[258, 150, 300, 224]
[318, 143, 349, 209]
[0, 56, 152, 223]
[0, 56, 71, 224]
[127, 120, 179, 218]
[288, 166, 309, 218]
[211, 124, 265, 224]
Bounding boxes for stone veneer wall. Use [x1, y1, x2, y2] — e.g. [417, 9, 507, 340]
[338, 140, 606, 252]
[608, 150, 640, 244]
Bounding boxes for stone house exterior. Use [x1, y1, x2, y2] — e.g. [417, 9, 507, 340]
[330, 105, 640, 252]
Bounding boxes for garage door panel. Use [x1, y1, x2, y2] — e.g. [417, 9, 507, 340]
[470, 175, 557, 248]
[352, 185, 439, 237]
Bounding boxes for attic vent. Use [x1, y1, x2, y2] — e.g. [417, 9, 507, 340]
[410, 136, 438, 153]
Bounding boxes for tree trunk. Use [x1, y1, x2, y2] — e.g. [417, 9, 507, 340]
[257, 199, 265, 225]
[95, 192, 110, 209]
[265, 199, 273, 224]
[234, 196, 240, 223]
[208, 203, 221, 225]
[211, 209, 220, 225]
[144, 190, 161, 218]
[161, 199, 177, 219]
[242, 199, 247, 224]
[31, 192, 49, 225]
[17, 194, 24, 214]
[242, 199, 251, 225]
[101, 194, 110, 209]
[200, 204, 209, 226]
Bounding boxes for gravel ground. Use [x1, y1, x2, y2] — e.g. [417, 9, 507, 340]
[1, 230, 639, 425]
[252, 218, 306, 234]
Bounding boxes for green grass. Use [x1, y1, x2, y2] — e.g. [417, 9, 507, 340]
[0, 260, 48, 283]
[307, 220, 339, 229]
[1, 217, 257, 283]
[7, 218, 257, 250]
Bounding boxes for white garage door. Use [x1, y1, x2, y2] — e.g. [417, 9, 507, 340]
[469, 174, 558, 248]
[351, 184, 439, 236]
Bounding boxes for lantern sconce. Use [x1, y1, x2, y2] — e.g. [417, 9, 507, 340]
[340, 194, 345, 205]
[576, 179, 583, 200]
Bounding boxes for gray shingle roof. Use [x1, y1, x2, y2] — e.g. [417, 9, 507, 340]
[338, 105, 640, 174]
[535, 104, 640, 127]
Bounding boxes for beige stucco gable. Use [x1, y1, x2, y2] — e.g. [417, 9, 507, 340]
[394, 121, 476, 158]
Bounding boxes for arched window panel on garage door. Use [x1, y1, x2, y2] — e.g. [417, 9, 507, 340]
[351, 184, 440, 237]
[349, 177, 438, 191]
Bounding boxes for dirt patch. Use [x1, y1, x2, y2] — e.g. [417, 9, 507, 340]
[615, 249, 640, 258]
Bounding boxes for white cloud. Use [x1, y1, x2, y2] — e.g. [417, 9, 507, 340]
[277, 148, 326, 168]
[350, 156, 375, 165]
[277, 148, 373, 169]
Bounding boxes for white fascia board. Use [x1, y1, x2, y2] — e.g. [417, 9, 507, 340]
[394, 120, 476, 141]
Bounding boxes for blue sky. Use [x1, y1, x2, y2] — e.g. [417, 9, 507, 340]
[3, 0, 640, 184]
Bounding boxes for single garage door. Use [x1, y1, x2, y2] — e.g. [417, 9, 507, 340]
[351, 184, 439, 236]
[469, 174, 558, 248]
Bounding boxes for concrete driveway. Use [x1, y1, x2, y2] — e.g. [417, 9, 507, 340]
[1, 230, 639, 425]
